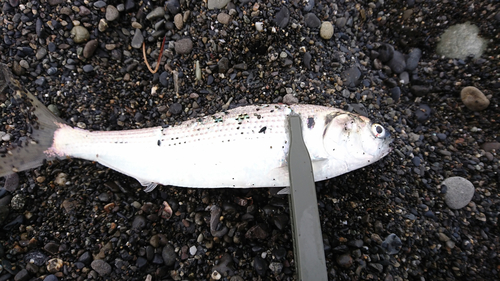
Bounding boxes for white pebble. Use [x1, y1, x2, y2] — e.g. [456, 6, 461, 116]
[189, 245, 197, 255]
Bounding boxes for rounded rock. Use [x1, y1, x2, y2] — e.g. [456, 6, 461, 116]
[146, 7, 165, 21]
[337, 253, 353, 268]
[83, 39, 98, 59]
[162, 244, 176, 266]
[460, 86, 489, 111]
[320, 21, 334, 39]
[274, 7, 289, 28]
[387, 51, 406, 74]
[169, 103, 183, 115]
[304, 13, 321, 28]
[378, 43, 394, 63]
[217, 13, 231, 25]
[91, 260, 112, 276]
[105, 5, 119, 21]
[131, 28, 144, 49]
[174, 38, 193, 55]
[70, 26, 89, 43]
[174, 13, 183, 29]
[442, 176, 475, 209]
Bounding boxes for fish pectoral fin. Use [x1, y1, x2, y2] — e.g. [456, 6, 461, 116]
[137, 179, 158, 192]
[277, 187, 290, 195]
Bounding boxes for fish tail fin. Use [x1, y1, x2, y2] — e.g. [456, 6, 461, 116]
[0, 63, 63, 177]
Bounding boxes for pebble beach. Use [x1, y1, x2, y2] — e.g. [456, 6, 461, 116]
[0, 0, 499, 280]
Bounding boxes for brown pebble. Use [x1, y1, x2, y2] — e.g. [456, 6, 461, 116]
[337, 253, 353, 268]
[83, 39, 98, 59]
[460, 86, 489, 111]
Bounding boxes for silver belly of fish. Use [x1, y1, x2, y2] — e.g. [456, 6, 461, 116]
[45, 104, 392, 191]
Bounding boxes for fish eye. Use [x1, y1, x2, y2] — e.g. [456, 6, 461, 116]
[371, 124, 385, 138]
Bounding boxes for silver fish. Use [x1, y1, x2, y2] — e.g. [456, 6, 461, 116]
[0, 64, 392, 192]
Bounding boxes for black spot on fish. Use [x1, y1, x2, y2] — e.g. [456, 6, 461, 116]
[259, 126, 267, 134]
[157, 140, 161, 146]
[307, 117, 315, 129]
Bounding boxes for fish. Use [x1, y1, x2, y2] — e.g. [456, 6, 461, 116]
[0, 63, 392, 192]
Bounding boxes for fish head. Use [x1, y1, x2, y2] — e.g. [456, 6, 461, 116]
[322, 112, 392, 168]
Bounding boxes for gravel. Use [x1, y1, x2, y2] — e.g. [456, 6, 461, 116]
[1, 0, 499, 280]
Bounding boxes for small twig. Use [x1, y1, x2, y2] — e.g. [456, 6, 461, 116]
[143, 36, 166, 74]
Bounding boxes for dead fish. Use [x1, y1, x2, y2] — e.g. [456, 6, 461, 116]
[0, 64, 392, 192]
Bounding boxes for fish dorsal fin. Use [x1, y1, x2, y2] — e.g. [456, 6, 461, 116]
[141, 182, 158, 192]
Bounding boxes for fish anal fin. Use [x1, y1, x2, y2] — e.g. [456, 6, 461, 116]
[137, 179, 158, 192]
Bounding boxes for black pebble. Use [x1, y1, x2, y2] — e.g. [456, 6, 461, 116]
[414, 104, 431, 123]
[378, 43, 394, 63]
[405, 48, 421, 71]
[253, 256, 268, 276]
[169, 103, 182, 115]
[387, 51, 406, 74]
[274, 7, 290, 28]
[303, 52, 312, 69]
[412, 156, 421, 166]
[166, 0, 180, 14]
[159, 71, 169, 87]
[304, 13, 321, 28]
[410, 85, 430, 97]
[390, 87, 401, 102]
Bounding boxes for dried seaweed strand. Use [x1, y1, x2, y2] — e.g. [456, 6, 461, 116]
[143, 36, 167, 74]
